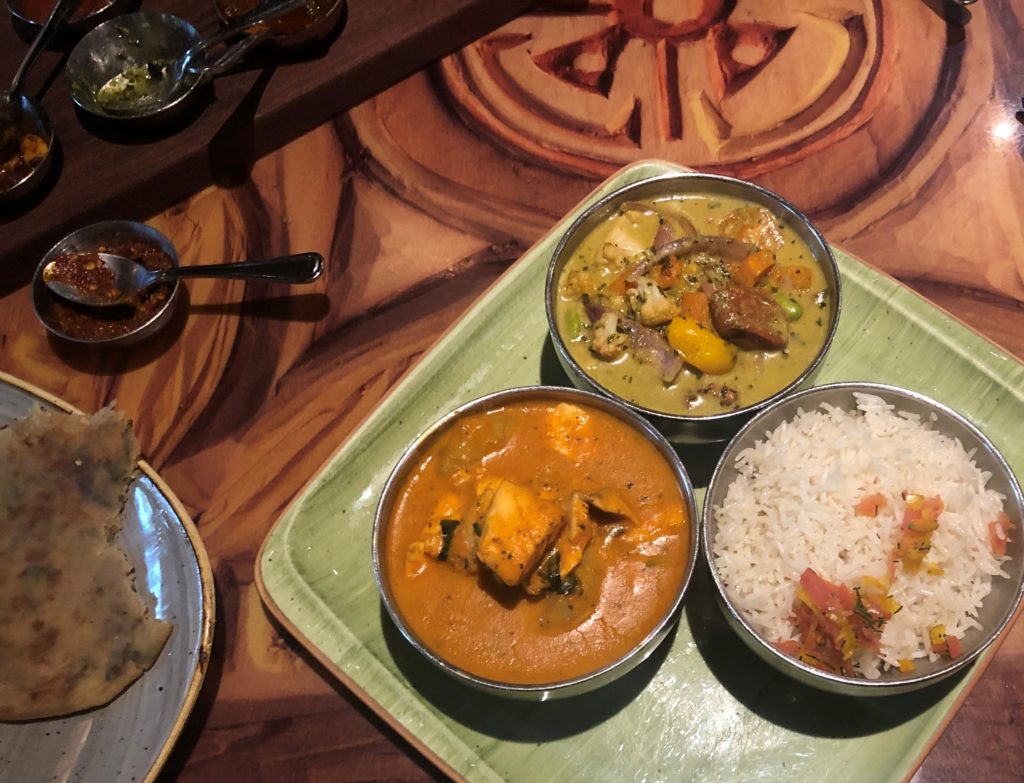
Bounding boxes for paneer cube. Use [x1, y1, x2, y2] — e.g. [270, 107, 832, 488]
[476, 480, 564, 586]
[546, 403, 593, 458]
[604, 210, 661, 254]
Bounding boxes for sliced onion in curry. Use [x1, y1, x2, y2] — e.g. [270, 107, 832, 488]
[584, 299, 684, 383]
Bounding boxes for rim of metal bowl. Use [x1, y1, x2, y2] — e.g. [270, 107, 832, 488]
[32, 220, 181, 346]
[214, 0, 346, 48]
[701, 381, 1024, 695]
[372, 385, 700, 699]
[545, 172, 842, 438]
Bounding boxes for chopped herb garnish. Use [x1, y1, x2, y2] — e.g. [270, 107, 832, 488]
[852, 587, 884, 632]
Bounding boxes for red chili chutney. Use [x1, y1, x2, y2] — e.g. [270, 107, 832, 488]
[43, 252, 121, 304]
[40, 241, 175, 341]
[216, 0, 335, 34]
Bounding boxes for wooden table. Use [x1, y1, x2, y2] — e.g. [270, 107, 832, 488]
[0, 0, 534, 271]
[1, 1, 1022, 781]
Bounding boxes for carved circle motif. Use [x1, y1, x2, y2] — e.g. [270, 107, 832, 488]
[439, 0, 891, 178]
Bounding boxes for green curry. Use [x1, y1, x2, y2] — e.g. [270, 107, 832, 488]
[555, 193, 831, 416]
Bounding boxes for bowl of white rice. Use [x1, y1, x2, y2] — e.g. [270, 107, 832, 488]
[704, 382, 1024, 695]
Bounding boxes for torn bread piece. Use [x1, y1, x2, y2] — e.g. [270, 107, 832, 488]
[0, 406, 172, 722]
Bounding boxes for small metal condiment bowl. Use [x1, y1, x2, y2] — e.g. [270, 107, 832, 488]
[32, 220, 180, 347]
[65, 13, 205, 124]
[372, 385, 700, 700]
[545, 172, 841, 444]
[215, 0, 345, 50]
[0, 94, 55, 207]
[703, 382, 1024, 696]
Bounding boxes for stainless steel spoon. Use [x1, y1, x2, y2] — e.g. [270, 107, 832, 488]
[44, 251, 324, 306]
[1, 0, 79, 110]
[168, 0, 310, 85]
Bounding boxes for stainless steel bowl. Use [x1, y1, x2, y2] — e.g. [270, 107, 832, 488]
[545, 172, 841, 443]
[65, 13, 205, 124]
[32, 220, 180, 347]
[372, 385, 700, 700]
[703, 382, 1024, 696]
[0, 94, 54, 207]
[215, 0, 345, 50]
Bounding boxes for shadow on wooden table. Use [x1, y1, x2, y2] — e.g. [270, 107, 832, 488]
[685, 551, 964, 739]
[917, 0, 972, 28]
[44, 290, 329, 374]
[381, 602, 673, 742]
[186, 292, 331, 321]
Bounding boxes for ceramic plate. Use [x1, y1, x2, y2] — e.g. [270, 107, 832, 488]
[0, 372, 215, 783]
[256, 160, 1024, 782]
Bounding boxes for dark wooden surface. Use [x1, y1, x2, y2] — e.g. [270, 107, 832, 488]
[0, 0, 534, 276]
[1, 1, 1023, 782]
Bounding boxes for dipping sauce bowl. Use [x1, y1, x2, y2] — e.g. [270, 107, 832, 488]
[65, 13, 206, 124]
[0, 94, 53, 206]
[32, 221, 180, 347]
[216, 0, 345, 49]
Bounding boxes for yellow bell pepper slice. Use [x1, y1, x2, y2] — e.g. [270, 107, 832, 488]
[666, 316, 737, 375]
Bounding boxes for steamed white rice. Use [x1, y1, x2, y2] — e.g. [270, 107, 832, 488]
[712, 392, 1012, 678]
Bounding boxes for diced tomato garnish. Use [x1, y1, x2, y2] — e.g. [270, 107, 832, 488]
[855, 493, 887, 517]
[784, 569, 898, 675]
[946, 634, 963, 659]
[776, 639, 801, 655]
[988, 512, 1014, 557]
[929, 626, 963, 659]
[800, 568, 855, 611]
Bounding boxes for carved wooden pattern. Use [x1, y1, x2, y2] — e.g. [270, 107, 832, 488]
[436, 0, 988, 220]
[1, 1, 1022, 782]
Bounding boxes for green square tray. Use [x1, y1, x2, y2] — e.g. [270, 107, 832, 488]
[256, 160, 1024, 782]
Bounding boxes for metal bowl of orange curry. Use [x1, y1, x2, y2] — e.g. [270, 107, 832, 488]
[372, 386, 699, 700]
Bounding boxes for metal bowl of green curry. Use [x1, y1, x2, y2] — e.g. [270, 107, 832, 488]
[545, 172, 841, 443]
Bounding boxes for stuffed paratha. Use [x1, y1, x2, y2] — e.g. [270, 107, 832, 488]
[0, 406, 172, 721]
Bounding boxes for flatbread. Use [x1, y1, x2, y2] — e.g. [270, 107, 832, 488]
[0, 406, 172, 721]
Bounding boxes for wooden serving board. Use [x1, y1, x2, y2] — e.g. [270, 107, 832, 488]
[0, 0, 534, 287]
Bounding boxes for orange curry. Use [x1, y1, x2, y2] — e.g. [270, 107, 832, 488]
[383, 399, 691, 684]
